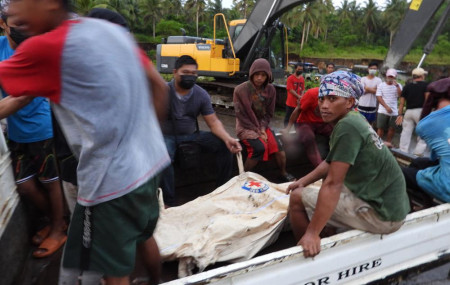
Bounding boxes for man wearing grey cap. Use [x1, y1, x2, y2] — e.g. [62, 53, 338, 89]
[396, 67, 429, 156]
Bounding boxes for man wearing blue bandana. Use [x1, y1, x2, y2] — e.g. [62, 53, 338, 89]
[286, 71, 410, 258]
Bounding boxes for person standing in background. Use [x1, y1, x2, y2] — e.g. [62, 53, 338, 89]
[358, 62, 382, 125]
[396, 67, 429, 156]
[376, 68, 402, 146]
[284, 64, 305, 126]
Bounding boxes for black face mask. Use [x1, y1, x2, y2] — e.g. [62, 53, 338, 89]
[179, 75, 197, 90]
[9, 27, 30, 46]
[296, 70, 303, 76]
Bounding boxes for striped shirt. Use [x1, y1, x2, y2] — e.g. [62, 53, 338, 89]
[376, 82, 402, 116]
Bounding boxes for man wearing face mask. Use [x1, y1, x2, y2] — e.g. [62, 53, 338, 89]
[358, 62, 382, 124]
[0, 11, 67, 258]
[159, 55, 241, 207]
[284, 64, 305, 126]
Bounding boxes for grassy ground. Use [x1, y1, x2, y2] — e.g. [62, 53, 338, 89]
[289, 44, 450, 66]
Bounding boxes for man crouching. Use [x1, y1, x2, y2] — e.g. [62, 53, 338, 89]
[287, 71, 410, 258]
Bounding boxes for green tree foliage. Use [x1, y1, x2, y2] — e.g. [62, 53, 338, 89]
[71, 0, 449, 65]
[156, 19, 183, 38]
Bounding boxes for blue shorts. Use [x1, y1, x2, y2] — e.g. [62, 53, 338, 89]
[357, 106, 377, 124]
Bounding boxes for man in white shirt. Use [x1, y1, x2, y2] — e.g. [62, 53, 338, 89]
[358, 62, 382, 125]
[376, 68, 402, 146]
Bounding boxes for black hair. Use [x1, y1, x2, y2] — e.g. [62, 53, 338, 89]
[175, 55, 198, 70]
[420, 77, 450, 119]
[87, 8, 129, 30]
[368, 61, 378, 68]
[294, 64, 303, 69]
[326, 62, 335, 68]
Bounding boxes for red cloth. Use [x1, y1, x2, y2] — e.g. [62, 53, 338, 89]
[286, 74, 305, 107]
[262, 128, 279, 161]
[241, 128, 280, 161]
[297, 87, 323, 124]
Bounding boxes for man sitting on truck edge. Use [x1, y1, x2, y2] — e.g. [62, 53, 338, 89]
[287, 71, 410, 258]
[233, 58, 295, 182]
[159, 55, 241, 207]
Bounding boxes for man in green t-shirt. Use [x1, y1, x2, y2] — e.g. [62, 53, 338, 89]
[287, 71, 410, 258]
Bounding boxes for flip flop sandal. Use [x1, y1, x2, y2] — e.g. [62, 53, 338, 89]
[33, 235, 67, 258]
[31, 225, 51, 246]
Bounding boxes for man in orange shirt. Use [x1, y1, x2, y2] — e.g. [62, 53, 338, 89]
[284, 64, 305, 126]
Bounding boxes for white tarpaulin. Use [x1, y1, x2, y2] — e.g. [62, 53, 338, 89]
[154, 154, 291, 277]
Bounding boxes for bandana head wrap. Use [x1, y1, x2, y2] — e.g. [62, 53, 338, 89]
[319, 71, 364, 105]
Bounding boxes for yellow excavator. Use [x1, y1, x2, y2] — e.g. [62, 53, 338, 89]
[156, 0, 313, 82]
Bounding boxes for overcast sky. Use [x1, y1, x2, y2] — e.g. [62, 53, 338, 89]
[221, 0, 389, 10]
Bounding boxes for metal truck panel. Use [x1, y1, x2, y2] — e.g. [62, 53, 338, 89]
[161, 204, 450, 285]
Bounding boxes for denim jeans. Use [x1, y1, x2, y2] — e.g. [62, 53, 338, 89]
[159, 131, 233, 206]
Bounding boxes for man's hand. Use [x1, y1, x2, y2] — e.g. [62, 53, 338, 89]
[395, 116, 403, 126]
[386, 106, 393, 114]
[259, 131, 268, 142]
[286, 179, 306, 194]
[299, 231, 321, 258]
[225, 138, 242, 154]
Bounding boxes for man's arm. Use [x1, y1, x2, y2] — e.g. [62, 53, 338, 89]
[144, 63, 168, 122]
[287, 160, 329, 194]
[396, 97, 406, 125]
[299, 160, 350, 257]
[289, 89, 301, 100]
[364, 86, 377, 93]
[0, 95, 34, 119]
[282, 105, 301, 134]
[203, 113, 241, 153]
[376, 96, 393, 114]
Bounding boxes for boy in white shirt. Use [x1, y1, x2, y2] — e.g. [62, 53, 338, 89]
[359, 62, 382, 124]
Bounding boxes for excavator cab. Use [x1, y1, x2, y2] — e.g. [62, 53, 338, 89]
[156, 14, 288, 81]
[156, 0, 314, 82]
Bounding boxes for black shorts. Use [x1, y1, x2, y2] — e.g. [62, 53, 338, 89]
[8, 138, 59, 184]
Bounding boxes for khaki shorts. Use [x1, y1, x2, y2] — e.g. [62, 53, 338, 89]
[302, 186, 403, 234]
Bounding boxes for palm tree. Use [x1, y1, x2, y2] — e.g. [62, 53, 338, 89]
[121, 0, 141, 31]
[383, 0, 407, 46]
[232, 0, 255, 19]
[299, 2, 322, 51]
[185, 0, 207, 37]
[156, 0, 182, 20]
[312, 0, 333, 39]
[337, 0, 359, 23]
[140, 0, 162, 38]
[362, 0, 380, 41]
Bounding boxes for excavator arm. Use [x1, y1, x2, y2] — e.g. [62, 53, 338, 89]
[232, 0, 314, 71]
[383, 0, 448, 69]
